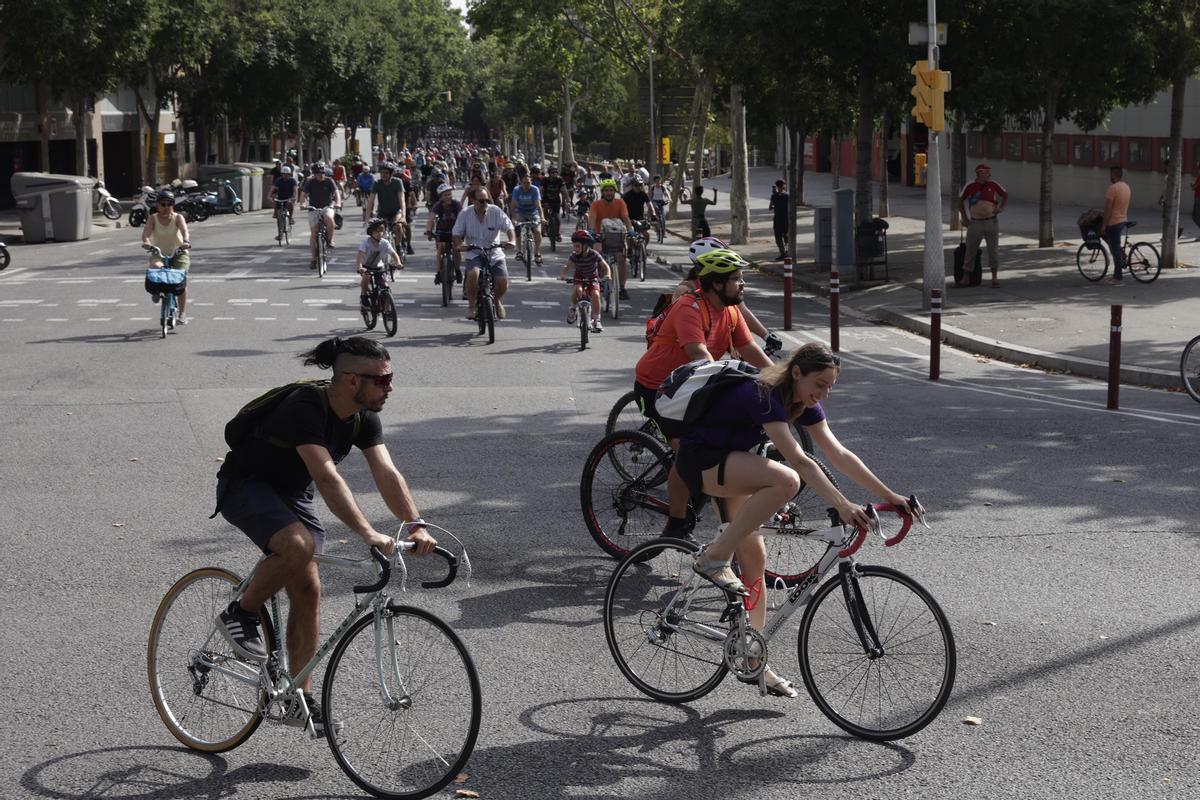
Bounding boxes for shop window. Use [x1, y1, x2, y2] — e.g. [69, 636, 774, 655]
[1097, 137, 1122, 167]
[1004, 133, 1022, 160]
[1053, 135, 1069, 165]
[1025, 133, 1043, 163]
[1071, 136, 1095, 166]
[1125, 138, 1151, 170]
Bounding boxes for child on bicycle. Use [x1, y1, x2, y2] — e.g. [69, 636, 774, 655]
[559, 229, 611, 333]
[356, 217, 402, 311]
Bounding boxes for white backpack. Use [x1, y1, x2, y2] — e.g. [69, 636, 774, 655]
[654, 358, 760, 429]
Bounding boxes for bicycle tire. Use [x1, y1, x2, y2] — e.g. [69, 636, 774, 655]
[129, 208, 146, 227]
[638, 244, 646, 282]
[604, 539, 730, 703]
[147, 567, 274, 753]
[525, 233, 533, 281]
[579, 308, 589, 350]
[605, 390, 669, 448]
[1181, 335, 1200, 403]
[362, 295, 378, 330]
[192, 203, 210, 223]
[1127, 242, 1161, 283]
[1076, 242, 1108, 282]
[797, 564, 955, 741]
[276, 210, 288, 245]
[580, 430, 674, 559]
[102, 197, 122, 220]
[381, 291, 398, 337]
[160, 295, 170, 339]
[323, 605, 481, 800]
[0, 246, 9, 271]
[441, 252, 453, 307]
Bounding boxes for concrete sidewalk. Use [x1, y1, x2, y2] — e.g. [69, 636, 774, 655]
[659, 167, 1199, 390]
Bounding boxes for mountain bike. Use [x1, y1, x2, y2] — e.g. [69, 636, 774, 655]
[627, 226, 648, 282]
[545, 205, 561, 252]
[1076, 221, 1161, 283]
[144, 244, 189, 339]
[515, 220, 539, 281]
[580, 428, 831, 583]
[603, 499, 955, 740]
[464, 243, 505, 344]
[1181, 334, 1200, 403]
[360, 263, 399, 337]
[432, 234, 456, 307]
[147, 524, 480, 800]
[273, 200, 293, 246]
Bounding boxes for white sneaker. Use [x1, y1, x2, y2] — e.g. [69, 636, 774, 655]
[567, 305, 578, 325]
[178, 313, 189, 325]
[592, 319, 603, 332]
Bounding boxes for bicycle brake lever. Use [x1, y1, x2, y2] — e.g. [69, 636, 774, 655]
[908, 494, 931, 529]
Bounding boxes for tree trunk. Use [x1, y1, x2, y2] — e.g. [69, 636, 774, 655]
[1162, 71, 1187, 269]
[830, 135, 840, 190]
[854, 76, 874, 226]
[729, 83, 750, 244]
[669, 74, 710, 219]
[690, 78, 712, 194]
[879, 108, 890, 218]
[135, 82, 164, 186]
[35, 83, 51, 171]
[1037, 85, 1059, 247]
[72, 94, 90, 176]
[949, 119, 965, 231]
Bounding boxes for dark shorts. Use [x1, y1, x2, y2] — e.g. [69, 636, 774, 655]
[676, 443, 732, 506]
[632, 380, 685, 441]
[216, 477, 326, 555]
[435, 230, 454, 243]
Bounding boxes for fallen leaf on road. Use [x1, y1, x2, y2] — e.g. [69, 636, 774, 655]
[1099, 635, 1109, 640]
[975, 356, 991, 364]
[453, 773, 469, 783]
[984, 444, 998, 449]
[962, 716, 983, 726]
[455, 791, 480, 798]
[978, 620, 997, 626]
[215, 457, 224, 463]
[129, 457, 140, 462]
[112, 522, 126, 528]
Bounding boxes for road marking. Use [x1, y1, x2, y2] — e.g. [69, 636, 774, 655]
[419, 317, 440, 322]
[247, 256, 271, 264]
[0, 267, 28, 279]
[46, 317, 68, 322]
[87, 317, 111, 322]
[256, 277, 289, 282]
[254, 317, 276, 321]
[337, 317, 359, 321]
[521, 300, 557, 306]
[296, 317, 319, 321]
[539, 318, 561, 323]
[87, 248, 113, 256]
[129, 317, 151, 321]
[77, 299, 121, 304]
[303, 298, 342, 304]
[892, 347, 929, 361]
[269, 303, 290, 307]
[56, 279, 94, 284]
[229, 298, 268, 304]
[0, 299, 43, 305]
[117, 302, 138, 307]
[225, 269, 250, 278]
[191, 302, 214, 306]
[213, 316, 235, 321]
[2, 318, 25, 322]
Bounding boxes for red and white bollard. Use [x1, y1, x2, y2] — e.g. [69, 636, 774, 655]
[1108, 304, 1122, 410]
[829, 270, 840, 352]
[929, 289, 942, 381]
[783, 257, 793, 331]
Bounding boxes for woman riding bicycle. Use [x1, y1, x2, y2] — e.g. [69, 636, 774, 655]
[681, 343, 908, 697]
[141, 190, 191, 323]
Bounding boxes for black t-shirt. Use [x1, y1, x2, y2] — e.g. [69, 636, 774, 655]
[221, 386, 383, 496]
[373, 179, 404, 214]
[540, 176, 564, 204]
[502, 170, 518, 194]
[623, 190, 650, 220]
[770, 190, 790, 221]
[431, 199, 463, 232]
[302, 177, 337, 208]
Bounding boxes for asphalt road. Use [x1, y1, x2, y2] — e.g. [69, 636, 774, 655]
[1, 204, 1198, 799]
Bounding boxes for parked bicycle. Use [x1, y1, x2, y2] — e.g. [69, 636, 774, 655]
[603, 500, 955, 741]
[1181, 334, 1200, 403]
[1076, 220, 1161, 283]
[143, 244, 189, 339]
[147, 524, 480, 800]
[360, 263, 398, 337]
[273, 200, 293, 246]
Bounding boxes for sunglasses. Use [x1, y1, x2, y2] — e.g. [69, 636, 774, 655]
[346, 371, 394, 387]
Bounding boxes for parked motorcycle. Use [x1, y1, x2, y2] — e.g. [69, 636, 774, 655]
[93, 180, 121, 220]
[199, 179, 243, 216]
[170, 179, 210, 223]
[128, 185, 156, 227]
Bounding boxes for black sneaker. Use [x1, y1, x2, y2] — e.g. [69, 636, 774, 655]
[619, 288, 630, 301]
[217, 601, 267, 662]
[434, 271, 442, 285]
[285, 691, 342, 739]
[660, 516, 696, 544]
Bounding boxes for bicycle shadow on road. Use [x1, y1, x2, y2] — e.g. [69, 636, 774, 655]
[26, 328, 168, 345]
[20, 744, 310, 800]
[445, 554, 614, 631]
[454, 697, 914, 798]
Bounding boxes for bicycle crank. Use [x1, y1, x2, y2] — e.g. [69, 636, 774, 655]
[723, 627, 767, 680]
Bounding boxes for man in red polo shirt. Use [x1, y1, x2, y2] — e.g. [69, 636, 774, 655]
[633, 248, 772, 538]
[959, 163, 1009, 287]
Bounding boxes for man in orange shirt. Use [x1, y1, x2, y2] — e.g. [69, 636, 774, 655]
[633, 248, 772, 538]
[1101, 165, 1132, 284]
[588, 179, 633, 299]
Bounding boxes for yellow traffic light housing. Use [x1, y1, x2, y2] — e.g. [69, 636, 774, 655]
[910, 60, 951, 132]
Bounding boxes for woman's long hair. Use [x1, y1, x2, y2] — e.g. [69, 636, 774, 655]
[757, 343, 842, 420]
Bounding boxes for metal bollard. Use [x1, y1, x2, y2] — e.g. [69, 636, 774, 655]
[783, 257, 793, 331]
[929, 289, 942, 381]
[829, 270, 840, 352]
[1108, 304, 1121, 410]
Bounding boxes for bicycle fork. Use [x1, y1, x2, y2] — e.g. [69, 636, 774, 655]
[839, 561, 885, 659]
[374, 607, 414, 711]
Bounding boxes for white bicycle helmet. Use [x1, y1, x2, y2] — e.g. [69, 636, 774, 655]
[688, 236, 729, 264]
[437, 183, 452, 194]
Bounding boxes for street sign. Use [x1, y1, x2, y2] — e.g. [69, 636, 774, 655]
[908, 22, 947, 45]
[660, 137, 671, 164]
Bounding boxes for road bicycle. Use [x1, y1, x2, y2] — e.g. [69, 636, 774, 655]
[144, 244, 189, 339]
[627, 225, 648, 282]
[309, 206, 333, 277]
[361, 263, 399, 337]
[580, 428, 833, 585]
[1181, 334, 1200, 403]
[514, 220, 539, 281]
[544, 205, 562, 252]
[1076, 221, 1161, 283]
[147, 523, 480, 800]
[603, 499, 955, 741]
[464, 243, 504, 344]
[273, 200, 293, 246]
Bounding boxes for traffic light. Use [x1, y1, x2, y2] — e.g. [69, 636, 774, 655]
[910, 60, 951, 132]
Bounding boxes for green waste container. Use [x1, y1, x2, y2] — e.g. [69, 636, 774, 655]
[234, 162, 266, 211]
[10, 172, 95, 243]
[197, 164, 251, 211]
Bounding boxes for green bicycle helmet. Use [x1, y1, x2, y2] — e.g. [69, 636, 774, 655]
[599, 178, 619, 191]
[695, 248, 750, 276]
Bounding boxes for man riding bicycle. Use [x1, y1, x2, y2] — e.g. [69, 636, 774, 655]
[452, 187, 516, 320]
[622, 177, 656, 247]
[298, 167, 342, 269]
[213, 336, 436, 735]
[540, 164, 566, 229]
[587, 178, 634, 300]
[509, 173, 544, 265]
[366, 163, 407, 250]
[268, 165, 299, 241]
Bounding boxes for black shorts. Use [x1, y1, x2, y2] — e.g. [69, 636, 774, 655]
[675, 443, 732, 507]
[435, 231, 454, 243]
[216, 477, 326, 554]
[632, 380, 685, 441]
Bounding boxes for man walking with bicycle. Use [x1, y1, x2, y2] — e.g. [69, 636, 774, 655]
[213, 337, 436, 735]
[1101, 165, 1132, 284]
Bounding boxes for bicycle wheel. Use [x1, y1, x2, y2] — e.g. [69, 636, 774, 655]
[762, 457, 840, 587]
[579, 310, 589, 350]
[1127, 242, 1161, 283]
[324, 605, 481, 800]
[604, 539, 730, 703]
[1181, 335, 1200, 403]
[605, 390, 668, 448]
[160, 296, 170, 339]
[147, 567, 274, 753]
[381, 291, 398, 337]
[525, 234, 533, 281]
[441, 253, 453, 307]
[1076, 242, 1108, 282]
[638, 245, 646, 282]
[0, 246, 9, 271]
[581, 430, 674, 559]
[798, 564, 955, 741]
[477, 293, 495, 343]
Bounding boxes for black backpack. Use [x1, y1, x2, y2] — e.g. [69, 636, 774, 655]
[223, 379, 360, 450]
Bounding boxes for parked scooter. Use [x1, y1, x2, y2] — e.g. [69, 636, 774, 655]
[200, 179, 244, 215]
[93, 179, 121, 220]
[128, 185, 156, 227]
[170, 179, 210, 223]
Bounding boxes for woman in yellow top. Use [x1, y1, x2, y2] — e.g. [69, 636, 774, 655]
[141, 190, 192, 322]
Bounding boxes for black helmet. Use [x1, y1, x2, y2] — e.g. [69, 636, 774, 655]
[366, 217, 387, 234]
[155, 190, 175, 204]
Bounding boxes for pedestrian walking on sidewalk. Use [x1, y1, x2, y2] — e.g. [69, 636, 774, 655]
[769, 180, 790, 260]
[1101, 166, 1132, 284]
[958, 163, 1008, 288]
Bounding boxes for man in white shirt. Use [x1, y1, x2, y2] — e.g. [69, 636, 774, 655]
[452, 187, 516, 319]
